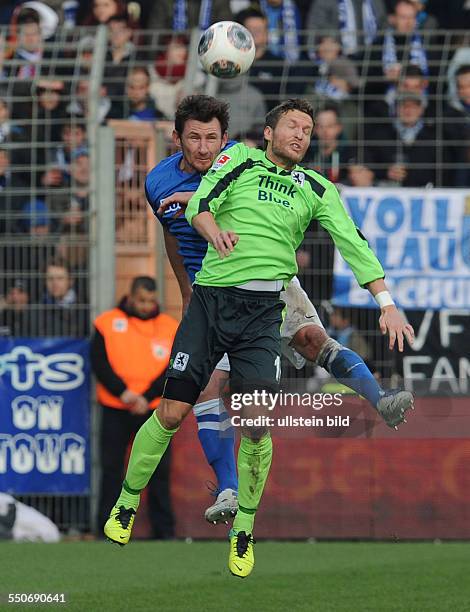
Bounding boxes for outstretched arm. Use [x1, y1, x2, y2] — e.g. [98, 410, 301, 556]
[366, 279, 415, 352]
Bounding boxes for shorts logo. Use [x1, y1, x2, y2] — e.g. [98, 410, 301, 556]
[112, 318, 128, 332]
[173, 352, 189, 371]
[211, 154, 231, 170]
[291, 171, 305, 187]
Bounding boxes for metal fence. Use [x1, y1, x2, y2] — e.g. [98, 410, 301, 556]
[1, 24, 469, 535]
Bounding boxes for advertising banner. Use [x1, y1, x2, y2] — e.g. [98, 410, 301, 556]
[333, 188, 470, 309]
[0, 338, 90, 494]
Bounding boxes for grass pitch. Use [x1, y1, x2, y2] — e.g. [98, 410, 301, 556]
[1, 541, 468, 612]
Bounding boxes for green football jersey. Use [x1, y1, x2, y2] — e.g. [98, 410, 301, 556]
[186, 142, 384, 287]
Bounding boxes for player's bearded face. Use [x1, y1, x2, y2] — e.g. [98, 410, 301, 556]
[266, 110, 313, 168]
[177, 118, 228, 173]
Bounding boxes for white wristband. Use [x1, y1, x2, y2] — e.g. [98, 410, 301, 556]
[374, 291, 395, 308]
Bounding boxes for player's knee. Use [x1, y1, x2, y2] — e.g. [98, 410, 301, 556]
[241, 426, 269, 441]
[158, 400, 185, 430]
[292, 325, 329, 362]
[198, 369, 229, 404]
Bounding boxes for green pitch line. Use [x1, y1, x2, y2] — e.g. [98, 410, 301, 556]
[0, 541, 468, 612]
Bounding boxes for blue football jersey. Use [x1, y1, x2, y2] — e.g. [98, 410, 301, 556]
[145, 143, 236, 283]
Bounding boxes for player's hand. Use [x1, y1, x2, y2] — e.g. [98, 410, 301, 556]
[379, 305, 415, 352]
[129, 396, 149, 415]
[212, 230, 239, 258]
[157, 191, 195, 217]
[120, 389, 139, 405]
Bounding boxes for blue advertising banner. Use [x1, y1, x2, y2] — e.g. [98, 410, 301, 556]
[333, 188, 470, 309]
[0, 338, 90, 494]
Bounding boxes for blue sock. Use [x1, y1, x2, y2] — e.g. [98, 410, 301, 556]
[193, 399, 238, 492]
[328, 347, 383, 408]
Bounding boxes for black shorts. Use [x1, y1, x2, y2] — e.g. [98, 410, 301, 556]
[164, 284, 284, 404]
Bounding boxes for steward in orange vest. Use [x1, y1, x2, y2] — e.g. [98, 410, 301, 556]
[91, 286, 178, 410]
[91, 276, 178, 537]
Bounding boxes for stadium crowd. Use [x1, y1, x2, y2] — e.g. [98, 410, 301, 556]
[0, 0, 469, 336]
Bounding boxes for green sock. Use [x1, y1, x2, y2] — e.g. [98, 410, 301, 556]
[232, 434, 273, 535]
[115, 411, 178, 511]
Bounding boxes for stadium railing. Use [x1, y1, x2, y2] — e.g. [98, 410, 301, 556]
[1, 25, 469, 537]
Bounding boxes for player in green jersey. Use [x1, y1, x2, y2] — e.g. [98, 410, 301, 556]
[105, 99, 414, 578]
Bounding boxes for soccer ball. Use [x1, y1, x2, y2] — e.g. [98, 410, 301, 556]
[198, 21, 256, 79]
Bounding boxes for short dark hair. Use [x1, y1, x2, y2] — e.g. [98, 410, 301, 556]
[235, 7, 266, 24]
[45, 258, 71, 275]
[131, 276, 157, 294]
[403, 64, 425, 79]
[17, 8, 41, 26]
[265, 99, 315, 132]
[456, 64, 470, 80]
[174, 95, 230, 136]
[107, 14, 131, 27]
[315, 102, 341, 121]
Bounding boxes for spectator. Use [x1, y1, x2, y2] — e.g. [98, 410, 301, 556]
[286, 34, 344, 97]
[44, 145, 89, 233]
[365, 91, 438, 186]
[0, 97, 27, 146]
[80, 0, 129, 25]
[149, 35, 188, 120]
[367, 0, 430, 98]
[328, 306, 373, 365]
[67, 79, 112, 124]
[426, 0, 470, 30]
[0, 146, 28, 234]
[236, 6, 286, 110]
[33, 80, 67, 167]
[147, 0, 232, 32]
[217, 75, 267, 140]
[306, 56, 361, 141]
[41, 121, 87, 189]
[41, 258, 87, 336]
[118, 66, 162, 121]
[444, 63, 470, 186]
[0, 33, 6, 80]
[6, 9, 45, 80]
[408, 0, 439, 30]
[258, 0, 302, 63]
[306, 0, 387, 59]
[104, 14, 139, 98]
[91, 276, 178, 538]
[19, 199, 50, 235]
[305, 105, 354, 182]
[366, 63, 431, 120]
[0, 279, 39, 336]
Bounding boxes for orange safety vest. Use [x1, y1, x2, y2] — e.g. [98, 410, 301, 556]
[94, 308, 179, 409]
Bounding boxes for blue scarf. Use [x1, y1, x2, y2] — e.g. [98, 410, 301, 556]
[393, 118, 424, 144]
[173, 0, 212, 30]
[382, 28, 428, 76]
[315, 79, 349, 101]
[260, 0, 300, 63]
[337, 0, 377, 56]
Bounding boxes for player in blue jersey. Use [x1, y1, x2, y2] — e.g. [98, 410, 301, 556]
[145, 96, 238, 523]
[105, 96, 414, 552]
[145, 95, 414, 524]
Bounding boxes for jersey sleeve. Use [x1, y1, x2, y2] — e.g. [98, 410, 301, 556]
[314, 181, 385, 287]
[144, 174, 166, 227]
[186, 143, 248, 226]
